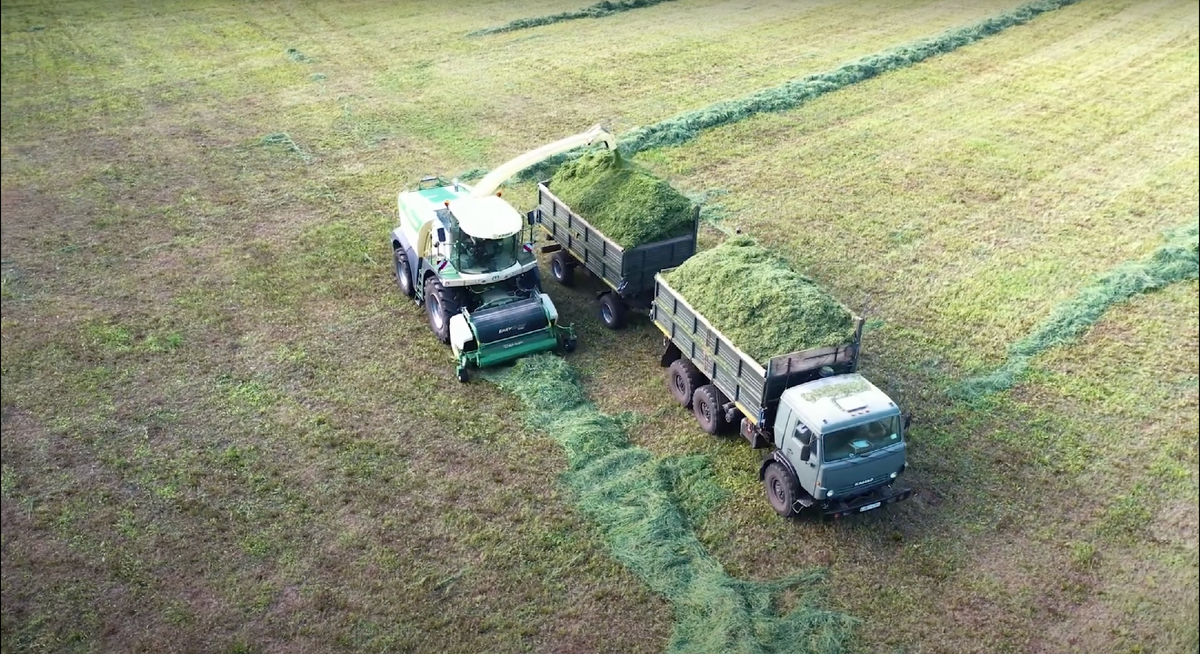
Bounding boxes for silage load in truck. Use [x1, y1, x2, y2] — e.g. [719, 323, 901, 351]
[547, 150, 694, 248]
[664, 236, 856, 364]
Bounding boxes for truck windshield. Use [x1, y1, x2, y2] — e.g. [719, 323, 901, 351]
[822, 416, 901, 462]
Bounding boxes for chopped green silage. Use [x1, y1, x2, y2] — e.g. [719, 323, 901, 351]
[489, 355, 856, 654]
[665, 237, 856, 365]
[469, 0, 680, 37]
[617, 0, 1081, 155]
[549, 149, 695, 249]
[954, 222, 1200, 400]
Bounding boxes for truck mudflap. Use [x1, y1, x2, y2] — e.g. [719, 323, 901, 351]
[823, 485, 913, 520]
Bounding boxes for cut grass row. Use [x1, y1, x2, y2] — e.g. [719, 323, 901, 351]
[469, 0, 681, 37]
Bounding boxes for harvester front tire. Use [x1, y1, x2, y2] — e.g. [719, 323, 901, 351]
[457, 368, 469, 384]
[693, 384, 722, 435]
[668, 359, 702, 408]
[763, 462, 799, 518]
[551, 251, 574, 287]
[424, 276, 459, 344]
[394, 248, 413, 297]
[598, 293, 627, 330]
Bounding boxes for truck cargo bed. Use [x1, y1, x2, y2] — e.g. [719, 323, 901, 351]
[651, 272, 863, 430]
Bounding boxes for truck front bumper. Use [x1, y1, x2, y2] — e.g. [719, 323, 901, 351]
[822, 485, 912, 520]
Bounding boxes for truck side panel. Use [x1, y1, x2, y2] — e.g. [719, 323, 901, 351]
[536, 183, 697, 298]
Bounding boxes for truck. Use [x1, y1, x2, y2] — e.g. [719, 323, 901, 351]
[531, 180, 699, 330]
[651, 273, 913, 519]
[390, 126, 617, 382]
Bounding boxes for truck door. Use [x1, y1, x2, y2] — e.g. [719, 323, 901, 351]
[785, 421, 820, 496]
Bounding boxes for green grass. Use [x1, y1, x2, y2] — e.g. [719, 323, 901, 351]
[3, 0, 1197, 653]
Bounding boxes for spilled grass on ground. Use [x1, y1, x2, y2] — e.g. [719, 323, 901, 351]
[490, 355, 855, 654]
[956, 222, 1200, 399]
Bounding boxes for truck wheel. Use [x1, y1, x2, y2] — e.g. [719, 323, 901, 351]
[692, 384, 722, 435]
[423, 276, 459, 344]
[667, 359, 701, 408]
[393, 247, 413, 297]
[763, 462, 799, 518]
[551, 251, 574, 287]
[598, 293, 627, 330]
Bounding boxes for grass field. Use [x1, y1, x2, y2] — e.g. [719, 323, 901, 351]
[2, 1, 1197, 653]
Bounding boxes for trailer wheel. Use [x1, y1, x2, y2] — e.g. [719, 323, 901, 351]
[598, 293, 627, 330]
[692, 384, 722, 435]
[667, 359, 702, 408]
[424, 276, 460, 344]
[763, 462, 799, 518]
[393, 247, 413, 297]
[551, 251, 574, 287]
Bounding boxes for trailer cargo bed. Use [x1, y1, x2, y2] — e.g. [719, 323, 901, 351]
[533, 182, 698, 327]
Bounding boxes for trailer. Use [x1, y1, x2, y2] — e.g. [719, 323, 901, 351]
[530, 181, 699, 329]
[651, 271, 912, 519]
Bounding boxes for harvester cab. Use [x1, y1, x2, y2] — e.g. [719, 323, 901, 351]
[390, 125, 615, 381]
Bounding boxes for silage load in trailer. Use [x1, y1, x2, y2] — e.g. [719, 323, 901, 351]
[665, 237, 856, 364]
[548, 149, 694, 249]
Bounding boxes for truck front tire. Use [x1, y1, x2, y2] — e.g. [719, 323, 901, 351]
[692, 384, 723, 435]
[668, 359, 702, 408]
[424, 276, 460, 344]
[763, 462, 799, 518]
[551, 251, 574, 287]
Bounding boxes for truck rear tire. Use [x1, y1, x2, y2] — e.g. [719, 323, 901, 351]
[551, 251, 574, 287]
[692, 384, 722, 435]
[424, 276, 460, 344]
[393, 247, 413, 297]
[668, 359, 702, 408]
[598, 293, 627, 330]
[763, 462, 799, 518]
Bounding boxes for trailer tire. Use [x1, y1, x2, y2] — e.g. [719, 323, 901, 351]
[763, 462, 799, 518]
[424, 276, 460, 344]
[668, 359, 702, 408]
[393, 247, 413, 297]
[692, 384, 722, 435]
[598, 293, 627, 330]
[551, 251, 574, 287]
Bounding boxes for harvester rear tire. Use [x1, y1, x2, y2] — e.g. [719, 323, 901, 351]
[598, 293, 627, 330]
[424, 276, 460, 344]
[693, 384, 722, 435]
[763, 462, 799, 518]
[551, 251, 574, 287]
[667, 359, 702, 408]
[394, 247, 413, 297]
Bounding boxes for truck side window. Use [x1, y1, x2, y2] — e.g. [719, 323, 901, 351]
[794, 423, 812, 445]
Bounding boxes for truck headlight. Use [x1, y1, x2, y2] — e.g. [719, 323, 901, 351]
[890, 472, 898, 479]
[827, 489, 835, 498]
